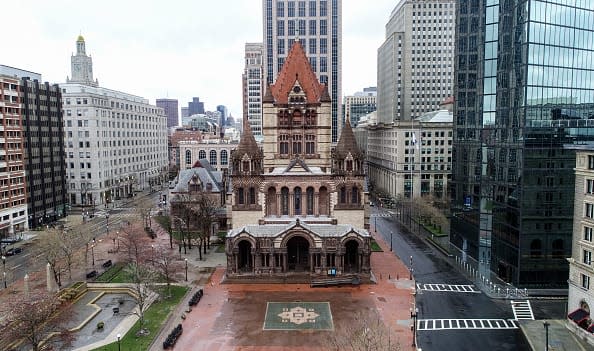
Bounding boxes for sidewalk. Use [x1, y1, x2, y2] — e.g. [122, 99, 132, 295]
[520, 319, 592, 351]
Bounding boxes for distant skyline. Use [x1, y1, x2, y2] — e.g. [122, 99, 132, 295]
[3, 0, 395, 117]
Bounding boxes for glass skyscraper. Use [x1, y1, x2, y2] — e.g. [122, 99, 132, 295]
[451, 0, 594, 287]
[263, 0, 342, 142]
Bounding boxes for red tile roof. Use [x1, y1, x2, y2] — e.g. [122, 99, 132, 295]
[269, 41, 327, 104]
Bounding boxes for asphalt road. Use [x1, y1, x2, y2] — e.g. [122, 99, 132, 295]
[372, 207, 532, 351]
[2, 189, 163, 286]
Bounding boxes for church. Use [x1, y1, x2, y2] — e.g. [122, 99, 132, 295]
[225, 40, 371, 282]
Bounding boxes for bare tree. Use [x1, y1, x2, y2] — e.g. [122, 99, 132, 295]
[119, 221, 150, 265]
[125, 262, 160, 334]
[147, 243, 182, 297]
[0, 292, 74, 351]
[136, 196, 154, 229]
[37, 229, 69, 287]
[327, 312, 401, 351]
[195, 193, 219, 257]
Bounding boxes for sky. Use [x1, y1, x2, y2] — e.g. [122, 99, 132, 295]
[3, 0, 396, 118]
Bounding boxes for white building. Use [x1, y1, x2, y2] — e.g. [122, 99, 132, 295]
[567, 148, 594, 344]
[243, 43, 265, 139]
[61, 36, 168, 207]
[179, 139, 238, 173]
[377, 0, 455, 124]
[263, 0, 342, 143]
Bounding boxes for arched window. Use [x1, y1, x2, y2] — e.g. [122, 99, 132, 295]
[552, 239, 564, 258]
[346, 160, 353, 171]
[351, 186, 359, 204]
[221, 150, 228, 165]
[530, 239, 542, 258]
[340, 186, 346, 203]
[306, 187, 314, 215]
[243, 161, 250, 172]
[249, 187, 256, 205]
[237, 188, 244, 205]
[185, 150, 192, 165]
[294, 187, 302, 215]
[267, 187, 277, 216]
[209, 150, 217, 165]
[199, 150, 206, 159]
[319, 186, 328, 216]
[281, 187, 289, 215]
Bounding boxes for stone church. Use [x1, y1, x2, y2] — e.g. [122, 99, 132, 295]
[225, 41, 371, 282]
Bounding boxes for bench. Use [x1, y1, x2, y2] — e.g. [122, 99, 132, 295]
[102, 260, 113, 268]
[86, 270, 98, 279]
[310, 277, 361, 288]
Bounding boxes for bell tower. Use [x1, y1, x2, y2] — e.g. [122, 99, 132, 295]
[68, 35, 98, 87]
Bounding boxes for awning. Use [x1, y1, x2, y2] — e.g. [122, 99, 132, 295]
[568, 308, 590, 323]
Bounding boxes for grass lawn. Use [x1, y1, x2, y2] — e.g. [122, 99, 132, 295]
[91, 285, 189, 351]
[94, 262, 126, 283]
[370, 239, 383, 252]
[215, 244, 226, 253]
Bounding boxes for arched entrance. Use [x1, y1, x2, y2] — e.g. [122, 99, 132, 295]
[287, 236, 310, 271]
[345, 240, 359, 273]
[237, 240, 252, 272]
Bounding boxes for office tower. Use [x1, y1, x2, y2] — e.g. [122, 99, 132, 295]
[217, 105, 228, 127]
[377, 0, 455, 124]
[263, 0, 342, 143]
[188, 97, 205, 115]
[344, 90, 377, 127]
[157, 98, 179, 128]
[451, 1, 594, 287]
[1, 65, 68, 230]
[242, 43, 265, 138]
[181, 107, 189, 118]
[61, 36, 168, 208]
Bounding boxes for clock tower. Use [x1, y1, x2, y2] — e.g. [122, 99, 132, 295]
[67, 35, 98, 87]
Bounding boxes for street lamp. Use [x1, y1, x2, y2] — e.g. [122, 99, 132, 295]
[106, 214, 110, 236]
[374, 216, 377, 234]
[543, 321, 550, 351]
[3, 271, 6, 289]
[117, 333, 121, 351]
[185, 258, 188, 282]
[390, 231, 393, 252]
[91, 238, 96, 266]
[409, 255, 413, 280]
[410, 307, 419, 347]
[116, 231, 120, 250]
[2, 255, 5, 271]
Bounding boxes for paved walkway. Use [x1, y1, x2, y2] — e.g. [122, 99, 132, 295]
[520, 319, 592, 351]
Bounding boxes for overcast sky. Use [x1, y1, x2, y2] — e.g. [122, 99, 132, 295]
[3, 0, 396, 117]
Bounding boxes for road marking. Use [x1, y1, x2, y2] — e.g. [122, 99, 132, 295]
[511, 300, 535, 320]
[417, 318, 518, 331]
[416, 283, 481, 293]
[370, 213, 392, 218]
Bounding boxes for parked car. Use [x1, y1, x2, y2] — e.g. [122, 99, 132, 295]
[5, 247, 22, 256]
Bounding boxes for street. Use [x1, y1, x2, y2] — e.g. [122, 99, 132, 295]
[372, 206, 535, 350]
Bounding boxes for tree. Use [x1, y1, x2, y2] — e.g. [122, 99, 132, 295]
[147, 244, 181, 297]
[119, 221, 150, 265]
[37, 229, 70, 287]
[195, 193, 219, 257]
[136, 196, 154, 229]
[327, 312, 401, 351]
[126, 262, 160, 334]
[0, 292, 74, 351]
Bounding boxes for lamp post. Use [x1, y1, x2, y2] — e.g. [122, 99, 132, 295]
[390, 231, 393, 251]
[106, 214, 110, 236]
[409, 255, 413, 280]
[3, 271, 6, 289]
[543, 321, 550, 351]
[117, 333, 121, 351]
[2, 255, 5, 272]
[410, 307, 418, 347]
[185, 258, 188, 282]
[374, 216, 377, 234]
[91, 238, 96, 266]
[116, 231, 120, 250]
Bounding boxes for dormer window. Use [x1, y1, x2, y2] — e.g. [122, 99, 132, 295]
[243, 161, 250, 172]
[346, 160, 353, 172]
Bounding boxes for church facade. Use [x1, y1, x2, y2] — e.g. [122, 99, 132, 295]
[225, 41, 371, 281]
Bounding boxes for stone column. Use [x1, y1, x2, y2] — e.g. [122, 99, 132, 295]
[314, 193, 319, 217]
[234, 254, 238, 273]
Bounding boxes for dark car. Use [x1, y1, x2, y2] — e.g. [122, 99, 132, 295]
[5, 247, 22, 256]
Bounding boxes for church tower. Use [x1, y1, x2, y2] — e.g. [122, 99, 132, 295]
[67, 35, 98, 87]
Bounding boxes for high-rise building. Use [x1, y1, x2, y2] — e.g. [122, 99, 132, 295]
[217, 105, 228, 128]
[344, 91, 377, 127]
[377, 0, 455, 124]
[61, 36, 168, 208]
[243, 42, 265, 139]
[263, 0, 342, 143]
[188, 97, 205, 115]
[157, 98, 179, 128]
[181, 107, 189, 118]
[1, 65, 68, 230]
[451, 1, 594, 287]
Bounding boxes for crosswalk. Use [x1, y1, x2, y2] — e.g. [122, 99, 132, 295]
[417, 318, 519, 331]
[416, 283, 481, 293]
[511, 300, 535, 320]
[370, 213, 392, 218]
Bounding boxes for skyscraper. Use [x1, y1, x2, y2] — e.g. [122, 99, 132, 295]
[242, 42, 264, 138]
[451, 0, 594, 287]
[263, 0, 342, 142]
[157, 98, 179, 128]
[217, 105, 228, 129]
[377, 0, 455, 124]
[188, 97, 205, 115]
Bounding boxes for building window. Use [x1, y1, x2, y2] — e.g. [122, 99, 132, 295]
[306, 187, 314, 215]
[583, 250, 592, 265]
[582, 274, 590, 290]
[199, 150, 206, 159]
[294, 187, 302, 215]
[587, 203, 594, 218]
[552, 239, 564, 259]
[585, 226, 593, 242]
[351, 186, 359, 204]
[249, 187, 256, 205]
[237, 188, 244, 205]
[589, 155, 594, 170]
[209, 150, 217, 165]
[281, 187, 289, 215]
[340, 186, 346, 203]
[587, 179, 594, 194]
[530, 239, 542, 258]
[185, 150, 192, 165]
[221, 150, 228, 165]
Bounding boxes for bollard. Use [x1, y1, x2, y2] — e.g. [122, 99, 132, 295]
[524, 288, 527, 297]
